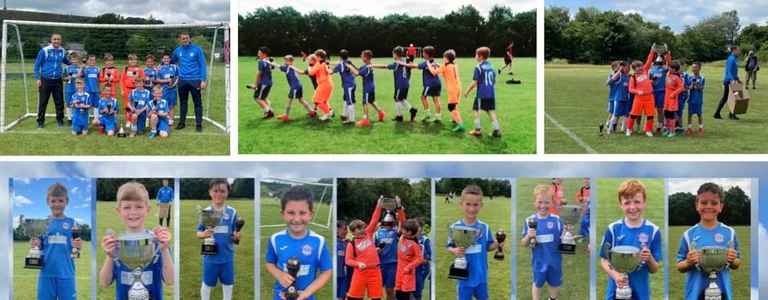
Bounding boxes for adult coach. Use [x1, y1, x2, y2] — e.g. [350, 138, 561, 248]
[745, 50, 759, 90]
[714, 46, 740, 120]
[407, 43, 417, 63]
[33, 33, 70, 128]
[172, 32, 207, 132]
[156, 179, 174, 227]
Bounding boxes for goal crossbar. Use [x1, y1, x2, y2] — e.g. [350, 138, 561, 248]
[261, 178, 333, 229]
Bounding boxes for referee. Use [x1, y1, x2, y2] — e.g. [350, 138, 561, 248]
[33, 33, 70, 128]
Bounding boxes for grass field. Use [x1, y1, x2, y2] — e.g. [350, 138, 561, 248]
[260, 196, 333, 300]
[516, 178, 589, 300]
[668, 225, 751, 300]
[12, 240, 92, 299]
[179, 199, 255, 299]
[96, 200, 175, 299]
[239, 57, 536, 154]
[0, 61, 229, 155]
[545, 62, 767, 153]
[596, 178, 665, 300]
[434, 195, 511, 299]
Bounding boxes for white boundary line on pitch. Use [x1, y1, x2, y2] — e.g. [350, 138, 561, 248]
[6, 130, 227, 136]
[545, 112, 597, 154]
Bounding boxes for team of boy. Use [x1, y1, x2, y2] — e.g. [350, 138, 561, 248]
[255, 45, 502, 137]
[58, 51, 178, 138]
[603, 46, 707, 137]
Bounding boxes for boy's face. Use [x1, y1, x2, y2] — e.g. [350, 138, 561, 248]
[361, 54, 370, 63]
[87, 57, 96, 66]
[116, 200, 149, 229]
[208, 184, 229, 205]
[584, 178, 591, 186]
[105, 59, 114, 66]
[282, 200, 313, 234]
[475, 53, 481, 62]
[47, 195, 68, 216]
[337, 224, 348, 239]
[103, 88, 112, 97]
[162, 56, 171, 64]
[128, 58, 138, 66]
[146, 59, 155, 66]
[402, 228, 417, 239]
[534, 194, 551, 214]
[257, 50, 265, 59]
[459, 194, 483, 219]
[692, 64, 701, 74]
[285, 59, 293, 65]
[696, 192, 723, 222]
[153, 89, 163, 99]
[76, 82, 84, 91]
[619, 192, 646, 221]
[162, 179, 169, 186]
[352, 226, 366, 239]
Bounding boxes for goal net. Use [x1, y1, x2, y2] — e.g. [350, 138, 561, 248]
[0, 20, 230, 133]
[260, 177, 334, 229]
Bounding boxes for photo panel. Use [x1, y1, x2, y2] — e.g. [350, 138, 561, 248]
[337, 178, 432, 300]
[258, 177, 334, 300]
[434, 178, 511, 300]
[11, 177, 94, 300]
[516, 177, 591, 300]
[95, 178, 176, 300]
[179, 178, 254, 300]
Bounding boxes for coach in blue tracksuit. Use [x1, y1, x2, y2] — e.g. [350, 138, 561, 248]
[714, 46, 741, 120]
[172, 32, 207, 132]
[33, 33, 70, 128]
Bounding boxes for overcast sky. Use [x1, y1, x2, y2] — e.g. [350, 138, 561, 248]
[668, 178, 753, 197]
[8, 0, 228, 24]
[241, 0, 536, 18]
[549, 0, 768, 32]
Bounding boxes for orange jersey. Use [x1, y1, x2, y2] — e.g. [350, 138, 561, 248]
[664, 72, 685, 111]
[346, 200, 383, 269]
[441, 63, 461, 103]
[99, 66, 121, 96]
[549, 183, 563, 215]
[310, 62, 333, 106]
[121, 66, 145, 90]
[395, 237, 423, 292]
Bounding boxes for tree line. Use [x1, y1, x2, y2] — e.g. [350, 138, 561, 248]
[240, 5, 535, 58]
[96, 178, 254, 201]
[668, 186, 751, 226]
[337, 178, 431, 226]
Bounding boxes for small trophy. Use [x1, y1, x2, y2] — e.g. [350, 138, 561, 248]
[233, 217, 245, 245]
[698, 243, 730, 300]
[21, 216, 50, 269]
[199, 206, 223, 255]
[115, 231, 159, 300]
[284, 257, 301, 300]
[608, 245, 642, 300]
[527, 218, 538, 249]
[117, 123, 128, 138]
[559, 204, 584, 255]
[494, 229, 506, 261]
[71, 223, 81, 259]
[448, 225, 480, 280]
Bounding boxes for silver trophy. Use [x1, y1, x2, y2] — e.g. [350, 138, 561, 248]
[559, 204, 584, 255]
[448, 225, 480, 280]
[380, 196, 398, 227]
[116, 231, 159, 300]
[608, 245, 642, 300]
[21, 216, 51, 269]
[198, 206, 223, 255]
[652, 43, 669, 64]
[71, 223, 81, 259]
[697, 244, 730, 300]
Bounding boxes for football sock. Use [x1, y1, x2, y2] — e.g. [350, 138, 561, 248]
[222, 285, 233, 300]
[474, 119, 481, 129]
[200, 284, 212, 300]
[492, 120, 500, 130]
[285, 99, 293, 116]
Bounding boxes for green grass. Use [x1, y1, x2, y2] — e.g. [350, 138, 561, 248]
[239, 57, 536, 154]
[596, 179, 665, 300]
[179, 199, 255, 300]
[516, 178, 589, 300]
[0, 61, 229, 155]
[12, 240, 92, 299]
[260, 196, 333, 300]
[545, 63, 767, 153]
[434, 195, 511, 299]
[95, 200, 175, 299]
[668, 225, 751, 300]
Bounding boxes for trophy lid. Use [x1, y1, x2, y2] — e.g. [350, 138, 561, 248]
[609, 245, 641, 274]
[698, 246, 729, 273]
[117, 231, 158, 270]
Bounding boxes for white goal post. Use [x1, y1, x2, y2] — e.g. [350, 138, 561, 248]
[0, 19, 230, 133]
[260, 177, 334, 229]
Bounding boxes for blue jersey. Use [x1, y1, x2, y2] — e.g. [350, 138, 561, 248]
[113, 233, 164, 300]
[34, 45, 69, 80]
[144, 66, 159, 89]
[64, 65, 82, 93]
[196, 205, 239, 264]
[39, 216, 77, 279]
[447, 219, 494, 287]
[609, 73, 629, 102]
[156, 186, 173, 204]
[158, 64, 179, 91]
[279, 64, 302, 89]
[375, 227, 399, 264]
[599, 219, 662, 300]
[358, 64, 375, 92]
[649, 65, 668, 92]
[171, 44, 207, 81]
[70, 92, 91, 117]
[82, 66, 100, 93]
[337, 238, 349, 278]
[333, 60, 357, 88]
[679, 72, 691, 101]
[523, 214, 563, 271]
[266, 229, 332, 300]
[257, 59, 273, 86]
[99, 98, 119, 116]
[417, 235, 432, 277]
[473, 61, 496, 99]
[387, 59, 411, 89]
[723, 53, 739, 82]
[148, 99, 170, 118]
[688, 74, 705, 104]
[607, 73, 619, 101]
[130, 89, 151, 112]
[676, 223, 740, 300]
[418, 60, 441, 88]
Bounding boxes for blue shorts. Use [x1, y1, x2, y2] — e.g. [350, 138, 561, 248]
[414, 266, 429, 299]
[394, 87, 409, 101]
[457, 281, 488, 300]
[37, 276, 76, 300]
[688, 102, 703, 115]
[362, 90, 376, 104]
[254, 84, 272, 100]
[532, 264, 563, 288]
[135, 112, 147, 133]
[156, 117, 170, 134]
[422, 85, 441, 97]
[653, 91, 665, 109]
[342, 86, 356, 105]
[381, 262, 396, 288]
[203, 260, 234, 286]
[337, 274, 351, 299]
[71, 115, 88, 134]
[163, 89, 177, 107]
[608, 101, 629, 117]
[99, 116, 116, 133]
[288, 87, 303, 99]
[676, 97, 687, 118]
[473, 97, 496, 111]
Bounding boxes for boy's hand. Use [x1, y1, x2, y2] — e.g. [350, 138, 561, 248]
[685, 250, 700, 266]
[72, 238, 82, 249]
[611, 270, 628, 288]
[37, 80, 42, 88]
[639, 247, 652, 263]
[232, 231, 242, 243]
[30, 238, 41, 248]
[101, 233, 117, 258]
[357, 262, 367, 270]
[154, 226, 171, 250]
[526, 228, 536, 239]
[449, 247, 465, 257]
[277, 271, 295, 288]
[395, 196, 402, 208]
[296, 292, 311, 300]
[726, 248, 738, 264]
[201, 228, 214, 238]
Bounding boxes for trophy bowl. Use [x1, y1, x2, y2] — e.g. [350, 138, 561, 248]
[609, 245, 641, 274]
[652, 43, 669, 56]
[198, 207, 223, 255]
[381, 197, 397, 210]
[699, 246, 728, 274]
[559, 204, 583, 254]
[559, 205, 583, 225]
[21, 217, 50, 269]
[116, 232, 158, 300]
[448, 225, 480, 280]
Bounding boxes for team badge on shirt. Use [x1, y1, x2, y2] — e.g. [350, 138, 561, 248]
[714, 233, 725, 243]
[547, 222, 554, 229]
[62, 222, 70, 230]
[302, 244, 313, 256]
[638, 233, 649, 244]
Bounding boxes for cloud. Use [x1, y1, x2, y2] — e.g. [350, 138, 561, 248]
[668, 178, 753, 197]
[14, 195, 33, 207]
[10, 0, 228, 23]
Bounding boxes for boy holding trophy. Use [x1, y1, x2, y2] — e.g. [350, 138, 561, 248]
[520, 185, 563, 300]
[98, 182, 174, 300]
[265, 186, 332, 300]
[446, 185, 499, 300]
[599, 180, 661, 300]
[675, 182, 741, 300]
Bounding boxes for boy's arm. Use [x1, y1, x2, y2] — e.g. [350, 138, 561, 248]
[464, 81, 478, 98]
[643, 47, 655, 72]
[344, 242, 359, 267]
[628, 75, 639, 95]
[428, 63, 440, 76]
[161, 247, 174, 286]
[298, 241, 334, 298]
[406, 243, 424, 272]
[265, 262, 294, 289]
[98, 256, 114, 288]
[347, 63, 360, 75]
[487, 226, 499, 251]
[365, 199, 383, 236]
[370, 64, 388, 69]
